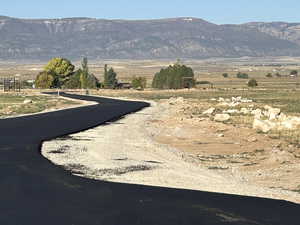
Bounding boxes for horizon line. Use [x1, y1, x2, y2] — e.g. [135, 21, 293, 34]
[0, 14, 298, 25]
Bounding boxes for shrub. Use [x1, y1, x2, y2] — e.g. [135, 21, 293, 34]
[236, 72, 249, 79]
[132, 76, 147, 90]
[222, 73, 229, 78]
[266, 73, 272, 78]
[247, 78, 258, 87]
[290, 70, 298, 76]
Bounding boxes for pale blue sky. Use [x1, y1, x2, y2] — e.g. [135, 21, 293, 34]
[1, 0, 299, 24]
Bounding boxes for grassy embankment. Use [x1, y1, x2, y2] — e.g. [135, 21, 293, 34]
[0, 93, 79, 117]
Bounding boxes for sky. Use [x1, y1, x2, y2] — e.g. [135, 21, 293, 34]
[1, 0, 300, 24]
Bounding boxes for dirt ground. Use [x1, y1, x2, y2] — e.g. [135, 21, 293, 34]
[42, 96, 300, 203]
[153, 98, 300, 195]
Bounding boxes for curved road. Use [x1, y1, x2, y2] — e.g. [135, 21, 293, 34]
[0, 93, 299, 225]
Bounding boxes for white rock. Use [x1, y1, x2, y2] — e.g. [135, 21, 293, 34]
[168, 97, 184, 105]
[264, 105, 272, 110]
[23, 99, 33, 104]
[279, 117, 300, 130]
[229, 102, 240, 107]
[214, 114, 231, 122]
[241, 99, 253, 103]
[240, 108, 250, 115]
[268, 108, 281, 120]
[277, 113, 287, 122]
[223, 109, 239, 114]
[218, 97, 225, 102]
[247, 137, 258, 142]
[253, 119, 276, 133]
[202, 107, 215, 115]
[251, 109, 262, 119]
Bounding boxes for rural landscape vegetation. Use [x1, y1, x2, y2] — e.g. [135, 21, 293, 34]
[1, 4, 300, 224]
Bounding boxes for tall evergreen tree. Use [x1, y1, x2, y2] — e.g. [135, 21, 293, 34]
[104, 65, 118, 88]
[80, 57, 89, 89]
[103, 64, 109, 88]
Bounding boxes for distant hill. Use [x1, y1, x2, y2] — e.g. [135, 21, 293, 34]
[242, 22, 300, 45]
[1, 16, 300, 60]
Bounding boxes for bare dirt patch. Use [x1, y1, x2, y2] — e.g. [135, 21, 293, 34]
[153, 97, 300, 199]
[42, 97, 300, 203]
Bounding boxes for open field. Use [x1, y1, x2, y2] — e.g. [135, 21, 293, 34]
[0, 92, 80, 117]
[1, 57, 300, 87]
[92, 88, 300, 113]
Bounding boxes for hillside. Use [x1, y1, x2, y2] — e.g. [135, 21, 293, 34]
[242, 21, 300, 45]
[1, 16, 300, 60]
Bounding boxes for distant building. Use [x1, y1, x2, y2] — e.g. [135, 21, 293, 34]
[116, 83, 132, 89]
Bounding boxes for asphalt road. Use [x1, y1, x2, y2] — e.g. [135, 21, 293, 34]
[0, 92, 299, 225]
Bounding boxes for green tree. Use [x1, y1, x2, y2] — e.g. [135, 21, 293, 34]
[290, 70, 298, 76]
[80, 57, 89, 89]
[222, 73, 229, 78]
[44, 58, 75, 86]
[236, 72, 249, 79]
[104, 66, 118, 88]
[152, 63, 195, 89]
[35, 71, 55, 89]
[132, 76, 147, 90]
[64, 58, 99, 89]
[247, 78, 258, 87]
[64, 70, 82, 89]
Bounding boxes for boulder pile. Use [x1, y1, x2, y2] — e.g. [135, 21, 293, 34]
[205, 96, 300, 133]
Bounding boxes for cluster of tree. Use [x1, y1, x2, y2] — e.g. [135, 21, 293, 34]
[131, 76, 147, 90]
[266, 70, 298, 78]
[35, 57, 100, 89]
[152, 62, 195, 89]
[236, 72, 249, 79]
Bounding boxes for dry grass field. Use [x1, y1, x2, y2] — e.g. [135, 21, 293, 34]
[1, 56, 300, 123]
[0, 92, 80, 117]
[1, 56, 300, 86]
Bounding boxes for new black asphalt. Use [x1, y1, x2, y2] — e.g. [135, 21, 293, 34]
[0, 92, 299, 225]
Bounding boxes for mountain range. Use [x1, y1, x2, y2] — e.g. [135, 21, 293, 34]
[1, 16, 300, 60]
